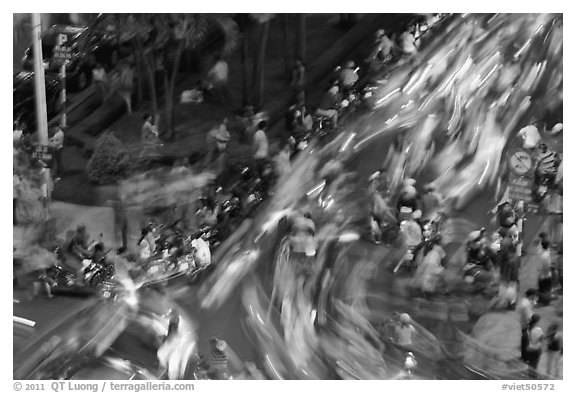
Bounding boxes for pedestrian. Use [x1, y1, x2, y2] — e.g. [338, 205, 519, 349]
[117, 62, 134, 114]
[206, 54, 229, 109]
[290, 58, 306, 93]
[253, 120, 269, 178]
[394, 313, 417, 348]
[412, 236, 445, 297]
[31, 268, 53, 299]
[518, 288, 538, 361]
[543, 321, 562, 379]
[204, 119, 230, 174]
[205, 337, 230, 380]
[496, 237, 520, 309]
[92, 63, 108, 104]
[49, 126, 64, 179]
[536, 238, 553, 306]
[140, 113, 160, 158]
[524, 314, 544, 378]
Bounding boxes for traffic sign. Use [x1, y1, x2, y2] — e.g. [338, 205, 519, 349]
[53, 33, 72, 60]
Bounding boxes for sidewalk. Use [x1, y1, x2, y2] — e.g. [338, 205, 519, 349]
[53, 14, 407, 206]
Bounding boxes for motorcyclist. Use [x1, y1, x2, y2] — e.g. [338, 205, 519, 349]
[288, 208, 317, 296]
[368, 171, 396, 244]
[191, 233, 211, 269]
[464, 229, 496, 287]
[315, 84, 342, 128]
[67, 224, 90, 262]
[338, 60, 359, 94]
[367, 29, 394, 65]
[397, 178, 419, 212]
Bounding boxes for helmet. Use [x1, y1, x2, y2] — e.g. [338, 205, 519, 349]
[344, 60, 355, 69]
[551, 123, 563, 135]
[467, 229, 485, 244]
[402, 178, 417, 187]
[375, 29, 386, 38]
[399, 313, 411, 324]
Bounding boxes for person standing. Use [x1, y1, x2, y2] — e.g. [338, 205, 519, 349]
[204, 337, 230, 380]
[543, 322, 562, 379]
[140, 113, 160, 158]
[253, 121, 269, 178]
[118, 62, 134, 114]
[49, 126, 64, 179]
[518, 288, 538, 361]
[536, 238, 553, 306]
[92, 63, 108, 104]
[497, 237, 520, 308]
[290, 58, 306, 94]
[394, 313, 417, 348]
[206, 54, 229, 109]
[524, 314, 544, 379]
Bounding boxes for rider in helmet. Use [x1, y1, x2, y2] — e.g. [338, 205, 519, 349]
[338, 60, 359, 94]
[368, 29, 394, 64]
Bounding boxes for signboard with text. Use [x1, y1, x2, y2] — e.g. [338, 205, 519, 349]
[507, 148, 539, 214]
[53, 33, 72, 60]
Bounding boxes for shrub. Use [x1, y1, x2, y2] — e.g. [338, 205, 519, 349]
[87, 132, 128, 184]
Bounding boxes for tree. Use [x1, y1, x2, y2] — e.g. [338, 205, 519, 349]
[250, 14, 275, 110]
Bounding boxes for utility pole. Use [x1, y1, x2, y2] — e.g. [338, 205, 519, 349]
[32, 13, 49, 146]
[31, 13, 52, 241]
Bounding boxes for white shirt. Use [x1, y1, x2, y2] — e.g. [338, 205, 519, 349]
[209, 60, 229, 83]
[517, 298, 533, 328]
[395, 324, 416, 346]
[191, 238, 211, 266]
[253, 130, 269, 159]
[518, 125, 541, 149]
[50, 129, 64, 150]
[92, 67, 107, 82]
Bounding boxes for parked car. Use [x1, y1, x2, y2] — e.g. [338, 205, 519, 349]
[13, 71, 62, 131]
[21, 16, 120, 91]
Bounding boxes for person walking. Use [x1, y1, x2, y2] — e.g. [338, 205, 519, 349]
[253, 121, 269, 178]
[92, 63, 108, 104]
[290, 58, 306, 94]
[496, 237, 520, 309]
[543, 322, 562, 379]
[518, 288, 538, 361]
[524, 314, 544, 379]
[117, 62, 134, 114]
[140, 113, 160, 158]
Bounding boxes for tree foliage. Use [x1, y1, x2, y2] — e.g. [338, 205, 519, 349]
[87, 133, 128, 184]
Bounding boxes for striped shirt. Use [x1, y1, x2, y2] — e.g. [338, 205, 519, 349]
[537, 151, 557, 174]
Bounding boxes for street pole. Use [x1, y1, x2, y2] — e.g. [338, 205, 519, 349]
[31, 13, 52, 242]
[32, 13, 49, 145]
[60, 62, 67, 129]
